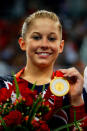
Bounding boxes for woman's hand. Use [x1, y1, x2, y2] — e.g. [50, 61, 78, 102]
[59, 67, 84, 106]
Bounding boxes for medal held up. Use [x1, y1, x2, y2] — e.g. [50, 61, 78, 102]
[50, 77, 70, 96]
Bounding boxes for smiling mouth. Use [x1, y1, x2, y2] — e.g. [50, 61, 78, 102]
[35, 52, 52, 56]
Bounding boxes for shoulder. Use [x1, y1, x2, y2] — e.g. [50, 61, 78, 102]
[0, 75, 13, 89]
[0, 76, 14, 103]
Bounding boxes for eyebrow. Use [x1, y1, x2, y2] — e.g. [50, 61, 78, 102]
[32, 32, 41, 35]
[49, 32, 57, 35]
[32, 32, 57, 35]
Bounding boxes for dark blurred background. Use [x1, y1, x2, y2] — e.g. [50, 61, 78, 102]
[0, 0, 87, 76]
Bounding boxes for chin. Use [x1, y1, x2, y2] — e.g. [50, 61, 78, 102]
[36, 62, 51, 68]
[37, 62, 54, 69]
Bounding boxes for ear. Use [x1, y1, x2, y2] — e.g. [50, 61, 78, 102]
[59, 40, 64, 53]
[18, 37, 26, 51]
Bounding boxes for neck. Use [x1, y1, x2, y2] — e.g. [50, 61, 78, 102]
[21, 63, 54, 85]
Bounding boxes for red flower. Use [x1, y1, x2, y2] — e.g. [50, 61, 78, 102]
[32, 119, 40, 128]
[0, 84, 12, 103]
[3, 110, 22, 126]
[20, 87, 37, 98]
[37, 120, 50, 131]
[43, 110, 54, 121]
[24, 115, 29, 121]
[25, 95, 33, 106]
[32, 119, 50, 131]
[18, 86, 37, 106]
[42, 101, 50, 107]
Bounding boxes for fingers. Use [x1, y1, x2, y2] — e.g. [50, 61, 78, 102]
[59, 67, 84, 84]
[59, 67, 82, 78]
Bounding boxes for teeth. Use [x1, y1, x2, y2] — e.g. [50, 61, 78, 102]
[39, 53, 49, 55]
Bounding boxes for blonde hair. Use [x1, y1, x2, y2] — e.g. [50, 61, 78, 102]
[21, 10, 62, 39]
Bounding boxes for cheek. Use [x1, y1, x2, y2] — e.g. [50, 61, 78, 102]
[26, 44, 38, 58]
[28, 40, 40, 51]
[26, 42, 35, 52]
[52, 44, 59, 54]
[26, 45, 32, 57]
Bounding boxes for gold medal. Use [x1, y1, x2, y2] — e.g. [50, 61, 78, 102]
[50, 77, 70, 96]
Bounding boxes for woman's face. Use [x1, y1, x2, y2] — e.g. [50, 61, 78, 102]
[19, 18, 64, 68]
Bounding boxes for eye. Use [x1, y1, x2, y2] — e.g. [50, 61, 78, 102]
[48, 37, 56, 42]
[32, 35, 41, 40]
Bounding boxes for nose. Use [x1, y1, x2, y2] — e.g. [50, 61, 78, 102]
[41, 37, 49, 49]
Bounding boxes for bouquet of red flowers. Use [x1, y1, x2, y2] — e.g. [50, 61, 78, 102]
[0, 76, 50, 131]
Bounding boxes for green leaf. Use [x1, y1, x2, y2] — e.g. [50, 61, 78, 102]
[66, 124, 69, 131]
[74, 110, 81, 131]
[74, 110, 76, 121]
[12, 72, 20, 99]
[31, 82, 36, 91]
[42, 85, 45, 92]
[0, 116, 7, 129]
[53, 122, 74, 131]
[27, 94, 43, 126]
[27, 85, 45, 126]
